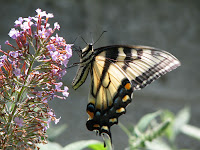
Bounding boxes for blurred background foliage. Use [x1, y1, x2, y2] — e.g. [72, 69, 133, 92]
[0, 0, 200, 149]
[39, 107, 200, 150]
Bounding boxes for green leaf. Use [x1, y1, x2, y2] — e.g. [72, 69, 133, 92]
[161, 110, 175, 140]
[136, 110, 162, 132]
[63, 140, 103, 150]
[130, 119, 171, 149]
[181, 124, 200, 140]
[37, 140, 105, 150]
[88, 143, 106, 150]
[47, 124, 67, 141]
[150, 119, 171, 139]
[145, 138, 172, 150]
[37, 141, 63, 150]
[172, 107, 190, 141]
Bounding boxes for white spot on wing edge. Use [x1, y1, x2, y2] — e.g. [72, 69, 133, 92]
[131, 49, 138, 59]
[118, 47, 126, 58]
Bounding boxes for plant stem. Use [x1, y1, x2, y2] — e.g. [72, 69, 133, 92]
[5, 41, 40, 139]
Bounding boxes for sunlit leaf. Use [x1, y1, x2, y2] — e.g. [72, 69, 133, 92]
[181, 124, 200, 140]
[88, 143, 106, 150]
[38, 141, 63, 150]
[172, 107, 190, 141]
[145, 138, 172, 150]
[63, 140, 103, 150]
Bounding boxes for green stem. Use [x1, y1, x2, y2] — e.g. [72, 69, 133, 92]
[5, 39, 41, 137]
[118, 122, 132, 138]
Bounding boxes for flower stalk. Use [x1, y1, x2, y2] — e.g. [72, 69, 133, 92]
[0, 9, 72, 149]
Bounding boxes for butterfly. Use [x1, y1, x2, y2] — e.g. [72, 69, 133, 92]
[72, 43, 180, 146]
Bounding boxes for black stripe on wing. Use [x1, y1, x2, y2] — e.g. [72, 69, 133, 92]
[94, 45, 180, 90]
[95, 47, 119, 96]
[124, 48, 180, 90]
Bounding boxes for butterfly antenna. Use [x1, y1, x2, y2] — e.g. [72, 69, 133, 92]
[72, 35, 80, 45]
[93, 30, 107, 45]
[72, 45, 82, 58]
[81, 36, 88, 45]
[90, 32, 94, 44]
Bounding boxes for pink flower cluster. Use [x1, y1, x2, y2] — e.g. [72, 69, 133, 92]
[0, 9, 72, 149]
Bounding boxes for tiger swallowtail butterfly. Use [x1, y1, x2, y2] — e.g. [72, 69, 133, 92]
[72, 44, 180, 146]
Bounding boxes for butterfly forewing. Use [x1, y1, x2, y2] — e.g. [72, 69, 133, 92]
[72, 44, 180, 145]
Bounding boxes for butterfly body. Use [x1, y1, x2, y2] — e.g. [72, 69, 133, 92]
[72, 44, 180, 144]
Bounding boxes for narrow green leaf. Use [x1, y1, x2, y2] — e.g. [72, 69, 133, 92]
[63, 140, 103, 150]
[161, 110, 175, 140]
[149, 119, 171, 139]
[172, 107, 190, 141]
[37, 141, 63, 150]
[88, 143, 106, 150]
[181, 124, 200, 140]
[136, 110, 162, 132]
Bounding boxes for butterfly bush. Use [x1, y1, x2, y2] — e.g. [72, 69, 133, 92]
[0, 9, 72, 149]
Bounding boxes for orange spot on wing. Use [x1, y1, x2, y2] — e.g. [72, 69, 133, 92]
[109, 118, 117, 123]
[122, 95, 129, 102]
[93, 124, 100, 128]
[102, 126, 109, 131]
[87, 111, 94, 119]
[116, 107, 125, 113]
[125, 83, 131, 90]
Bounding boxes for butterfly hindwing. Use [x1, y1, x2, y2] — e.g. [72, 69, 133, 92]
[72, 44, 180, 145]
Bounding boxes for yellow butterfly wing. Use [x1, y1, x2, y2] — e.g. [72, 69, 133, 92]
[85, 45, 180, 142]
